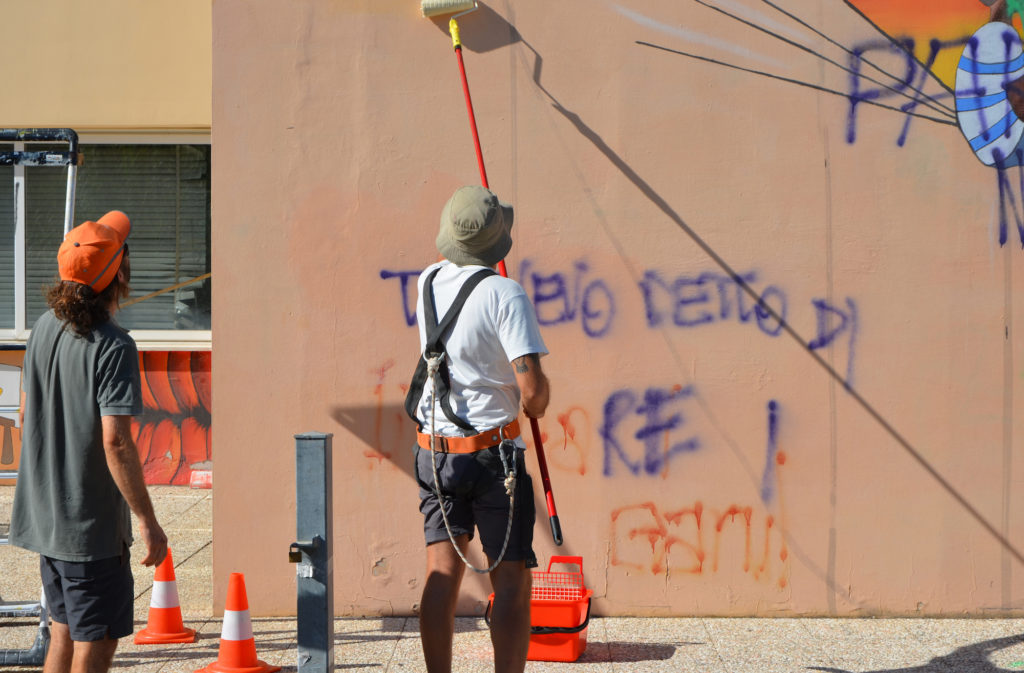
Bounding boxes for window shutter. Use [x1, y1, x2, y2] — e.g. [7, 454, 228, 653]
[19, 144, 211, 331]
[0, 159, 12, 329]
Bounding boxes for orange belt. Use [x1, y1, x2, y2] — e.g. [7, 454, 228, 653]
[417, 419, 520, 454]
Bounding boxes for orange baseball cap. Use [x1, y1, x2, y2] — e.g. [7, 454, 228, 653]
[57, 211, 131, 292]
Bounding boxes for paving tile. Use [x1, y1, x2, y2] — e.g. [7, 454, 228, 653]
[115, 616, 221, 673]
[894, 618, 1024, 672]
[387, 616, 514, 673]
[449, 617, 501, 673]
[386, 616, 430, 672]
[145, 486, 210, 518]
[334, 616, 409, 669]
[161, 495, 213, 532]
[4, 484, 1024, 673]
[703, 617, 834, 673]
[0, 616, 45, 652]
[598, 617, 722, 673]
[0, 543, 42, 606]
[792, 619, 1024, 673]
[798, 618, 940, 671]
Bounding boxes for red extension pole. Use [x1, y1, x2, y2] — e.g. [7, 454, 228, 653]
[452, 29, 563, 546]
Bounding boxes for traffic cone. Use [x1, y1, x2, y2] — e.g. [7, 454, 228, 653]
[134, 548, 197, 644]
[195, 573, 280, 673]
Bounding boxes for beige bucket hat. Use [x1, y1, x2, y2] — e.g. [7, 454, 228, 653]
[436, 185, 514, 267]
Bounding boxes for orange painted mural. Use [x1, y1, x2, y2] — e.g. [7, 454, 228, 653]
[133, 351, 212, 485]
[846, 0, 1002, 88]
[0, 350, 211, 486]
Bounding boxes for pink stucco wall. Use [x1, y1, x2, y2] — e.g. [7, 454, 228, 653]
[211, 0, 1024, 616]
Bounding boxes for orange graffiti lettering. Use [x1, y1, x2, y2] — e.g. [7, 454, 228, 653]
[364, 359, 417, 470]
[554, 406, 589, 475]
[712, 506, 753, 573]
[610, 500, 789, 587]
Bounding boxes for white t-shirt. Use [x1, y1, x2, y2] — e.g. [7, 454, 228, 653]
[415, 260, 548, 438]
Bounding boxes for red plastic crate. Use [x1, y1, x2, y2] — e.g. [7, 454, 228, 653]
[488, 556, 593, 662]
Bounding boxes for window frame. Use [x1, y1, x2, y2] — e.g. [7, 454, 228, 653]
[1, 130, 211, 351]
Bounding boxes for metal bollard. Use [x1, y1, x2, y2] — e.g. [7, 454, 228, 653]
[290, 433, 334, 673]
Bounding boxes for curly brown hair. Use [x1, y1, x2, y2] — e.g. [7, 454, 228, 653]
[45, 267, 131, 336]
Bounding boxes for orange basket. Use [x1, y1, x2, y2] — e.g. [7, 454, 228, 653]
[487, 555, 593, 662]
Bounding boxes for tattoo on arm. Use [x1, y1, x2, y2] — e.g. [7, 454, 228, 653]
[513, 354, 538, 373]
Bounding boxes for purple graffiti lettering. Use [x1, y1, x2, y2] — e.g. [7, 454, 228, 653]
[602, 385, 700, 477]
[994, 150, 1024, 247]
[807, 298, 859, 386]
[379, 269, 422, 326]
[519, 259, 615, 338]
[640, 270, 787, 338]
[601, 389, 641, 476]
[760, 400, 779, 505]
[754, 287, 786, 336]
[847, 38, 917, 144]
[897, 37, 963, 147]
[672, 276, 714, 327]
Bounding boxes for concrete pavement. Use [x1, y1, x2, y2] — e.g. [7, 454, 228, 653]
[1, 485, 1023, 672]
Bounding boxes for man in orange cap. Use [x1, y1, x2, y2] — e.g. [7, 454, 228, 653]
[9, 211, 168, 673]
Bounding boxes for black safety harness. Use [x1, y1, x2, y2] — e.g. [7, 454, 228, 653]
[404, 265, 520, 575]
[404, 266, 495, 432]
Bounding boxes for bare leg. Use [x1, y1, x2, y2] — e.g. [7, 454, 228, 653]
[69, 639, 117, 673]
[43, 621, 73, 673]
[419, 536, 469, 673]
[488, 560, 532, 673]
[70, 638, 118, 673]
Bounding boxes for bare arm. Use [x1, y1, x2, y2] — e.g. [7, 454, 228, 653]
[512, 353, 550, 419]
[102, 415, 167, 567]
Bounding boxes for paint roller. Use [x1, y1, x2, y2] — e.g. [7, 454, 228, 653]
[421, 0, 477, 18]
[421, 0, 565, 546]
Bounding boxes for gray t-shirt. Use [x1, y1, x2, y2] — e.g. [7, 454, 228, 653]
[10, 310, 142, 561]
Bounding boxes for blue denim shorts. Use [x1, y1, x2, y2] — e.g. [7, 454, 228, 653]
[414, 442, 537, 567]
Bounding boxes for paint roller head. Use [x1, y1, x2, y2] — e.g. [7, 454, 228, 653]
[421, 0, 476, 18]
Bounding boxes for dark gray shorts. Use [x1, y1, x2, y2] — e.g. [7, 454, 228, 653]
[415, 443, 537, 567]
[40, 548, 134, 641]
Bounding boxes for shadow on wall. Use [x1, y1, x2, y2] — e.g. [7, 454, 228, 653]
[330, 403, 417, 481]
[809, 632, 1024, 673]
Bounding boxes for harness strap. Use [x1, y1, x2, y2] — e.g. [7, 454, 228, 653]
[404, 266, 497, 432]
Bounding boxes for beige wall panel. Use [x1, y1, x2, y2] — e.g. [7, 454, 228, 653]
[0, 1, 210, 128]
[212, 0, 1024, 616]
